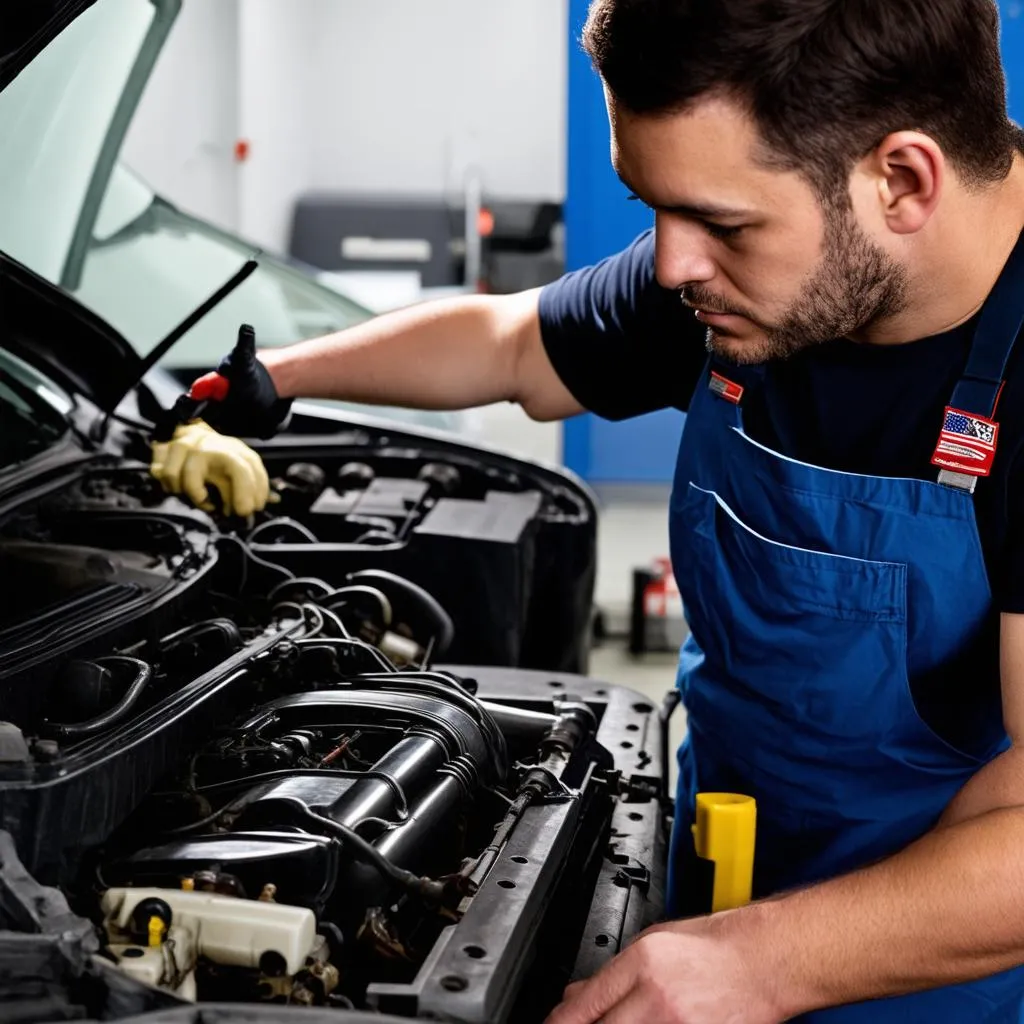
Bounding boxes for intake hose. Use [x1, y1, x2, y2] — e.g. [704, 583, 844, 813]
[50, 657, 153, 740]
[346, 569, 455, 656]
[270, 796, 447, 903]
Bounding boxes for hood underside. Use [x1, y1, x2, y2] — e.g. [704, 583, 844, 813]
[0, 0, 96, 91]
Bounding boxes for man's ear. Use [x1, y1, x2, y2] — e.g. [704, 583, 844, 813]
[860, 131, 944, 235]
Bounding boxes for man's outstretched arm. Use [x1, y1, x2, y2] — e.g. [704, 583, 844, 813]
[260, 289, 584, 423]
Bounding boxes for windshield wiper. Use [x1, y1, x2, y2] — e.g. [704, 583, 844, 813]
[99, 255, 259, 439]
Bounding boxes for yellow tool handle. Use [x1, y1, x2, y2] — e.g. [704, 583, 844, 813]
[692, 792, 757, 913]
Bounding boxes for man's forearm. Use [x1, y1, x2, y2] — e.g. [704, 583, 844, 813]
[725, 753, 1024, 1017]
[259, 291, 539, 412]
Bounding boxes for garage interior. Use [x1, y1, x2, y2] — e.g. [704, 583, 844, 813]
[6, 1, 1024, 1021]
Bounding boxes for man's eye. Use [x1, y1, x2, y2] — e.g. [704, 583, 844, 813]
[704, 222, 743, 241]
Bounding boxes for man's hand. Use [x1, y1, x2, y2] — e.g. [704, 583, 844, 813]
[150, 419, 271, 518]
[193, 324, 293, 439]
[545, 918, 785, 1024]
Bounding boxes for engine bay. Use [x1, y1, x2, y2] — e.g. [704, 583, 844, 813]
[243, 427, 596, 673]
[0, 452, 666, 1024]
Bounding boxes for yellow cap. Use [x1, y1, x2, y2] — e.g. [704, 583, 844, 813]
[147, 916, 166, 948]
[691, 792, 757, 913]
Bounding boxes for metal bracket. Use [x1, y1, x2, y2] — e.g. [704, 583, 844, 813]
[513, 762, 576, 803]
[937, 469, 978, 493]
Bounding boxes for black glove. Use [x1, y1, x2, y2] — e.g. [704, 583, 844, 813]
[190, 325, 293, 439]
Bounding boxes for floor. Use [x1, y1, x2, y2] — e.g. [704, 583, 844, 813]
[592, 490, 673, 634]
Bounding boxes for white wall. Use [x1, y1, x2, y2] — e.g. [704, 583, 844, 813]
[296, 1, 568, 464]
[122, 0, 241, 232]
[236, 1, 323, 253]
[125, 0, 568, 249]
[304, 0, 567, 202]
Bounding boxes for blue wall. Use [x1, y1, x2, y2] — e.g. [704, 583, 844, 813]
[1003, 3, 1024, 122]
[562, 0, 685, 484]
[562, 0, 1024, 485]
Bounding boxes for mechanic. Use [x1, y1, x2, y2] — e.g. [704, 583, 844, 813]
[164, 0, 1024, 1020]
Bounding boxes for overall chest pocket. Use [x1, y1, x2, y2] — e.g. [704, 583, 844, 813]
[674, 483, 910, 737]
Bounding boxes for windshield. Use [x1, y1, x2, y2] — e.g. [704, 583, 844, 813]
[77, 164, 374, 365]
[0, 350, 70, 471]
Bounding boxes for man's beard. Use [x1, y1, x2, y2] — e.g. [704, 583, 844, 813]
[685, 204, 910, 364]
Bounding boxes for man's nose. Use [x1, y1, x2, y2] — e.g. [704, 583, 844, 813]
[654, 214, 716, 289]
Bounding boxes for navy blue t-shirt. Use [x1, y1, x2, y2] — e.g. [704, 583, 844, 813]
[539, 230, 1024, 737]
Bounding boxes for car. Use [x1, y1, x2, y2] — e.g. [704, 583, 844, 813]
[0, 3, 669, 1023]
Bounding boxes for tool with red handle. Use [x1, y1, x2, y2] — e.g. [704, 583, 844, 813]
[151, 372, 232, 442]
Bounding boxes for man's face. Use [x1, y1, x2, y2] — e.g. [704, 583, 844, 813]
[609, 95, 908, 363]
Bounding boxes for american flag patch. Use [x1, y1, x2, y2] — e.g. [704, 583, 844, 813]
[709, 372, 744, 405]
[930, 406, 999, 478]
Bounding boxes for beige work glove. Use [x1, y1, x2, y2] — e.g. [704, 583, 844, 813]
[150, 420, 272, 518]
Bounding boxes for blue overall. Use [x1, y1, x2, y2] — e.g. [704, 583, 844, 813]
[666, 238, 1024, 1021]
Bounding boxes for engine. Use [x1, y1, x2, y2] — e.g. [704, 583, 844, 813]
[96, 671, 602, 1015]
[0, 460, 666, 1024]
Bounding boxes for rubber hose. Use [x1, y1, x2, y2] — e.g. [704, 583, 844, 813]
[53, 657, 153, 740]
[273, 796, 445, 901]
[347, 569, 455, 655]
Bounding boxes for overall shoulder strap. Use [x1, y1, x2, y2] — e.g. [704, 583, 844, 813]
[935, 234, 1024, 492]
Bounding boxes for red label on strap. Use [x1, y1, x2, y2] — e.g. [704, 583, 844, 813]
[709, 372, 744, 405]
[930, 406, 999, 477]
[189, 372, 231, 402]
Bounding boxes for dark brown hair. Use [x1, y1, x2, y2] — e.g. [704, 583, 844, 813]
[583, 0, 1020, 199]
